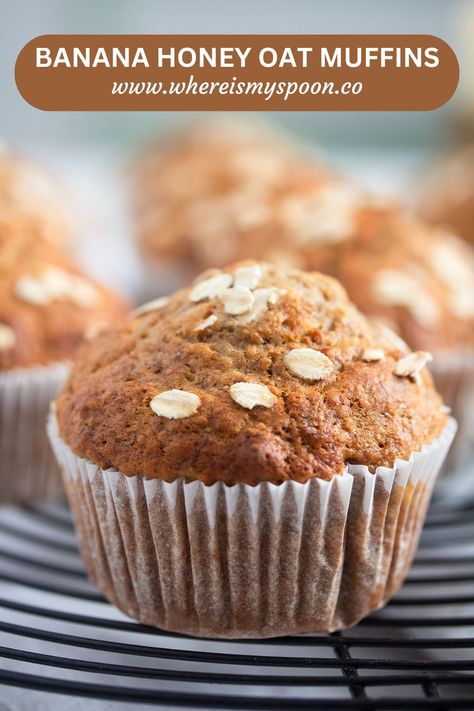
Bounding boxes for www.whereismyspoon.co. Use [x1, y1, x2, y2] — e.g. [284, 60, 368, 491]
[110, 74, 364, 100]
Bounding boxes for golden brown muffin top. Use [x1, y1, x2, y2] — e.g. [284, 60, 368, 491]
[293, 203, 474, 352]
[134, 120, 357, 273]
[418, 144, 474, 246]
[56, 261, 447, 486]
[0, 255, 129, 370]
[0, 146, 68, 247]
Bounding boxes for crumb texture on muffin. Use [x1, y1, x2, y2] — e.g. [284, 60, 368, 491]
[56, 262, 447, 485]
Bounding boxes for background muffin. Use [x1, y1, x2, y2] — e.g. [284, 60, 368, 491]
[133, 119, 357, 290]
[0, 144, 69, 249]
[0, 253, 129, 503]
[285, 202, 474, 470]
[0, 214, 67, 272]
[51, 261, 453, 638]
[0, 255, 128, 370]
[292, 202, 474, 352]
[417, 144, 474, 246]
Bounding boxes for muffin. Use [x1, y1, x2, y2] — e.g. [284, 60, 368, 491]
[49, 261, 454, 638]
[289, 202, 474, 469]
[133, 120, 358, 293]
[0, 254, 129, 503]
[293, 203, 474, 350]
[0, 215, 65, 273]
[0, 144, 68, 249]
[418, 144, 474, 246]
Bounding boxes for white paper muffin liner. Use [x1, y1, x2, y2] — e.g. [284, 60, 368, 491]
[430, 350, 474, 474]
[0, 363, 69, 504]
[48, 414, 456, 639]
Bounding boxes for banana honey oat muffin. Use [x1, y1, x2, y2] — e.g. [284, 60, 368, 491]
[418, 144, 474, 246]
[0, 215, 64, 273]
[0, 254, 129, 503]
[0, 255, 128, 370]
[294, 202, 474, 352]
[133, 120, 357, 291]
[57, 261, 446, 484]
[50, 262, 454, 638]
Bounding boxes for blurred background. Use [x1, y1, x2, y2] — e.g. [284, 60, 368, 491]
[2, 0, 473, 149]
[0, 0, 473, 295]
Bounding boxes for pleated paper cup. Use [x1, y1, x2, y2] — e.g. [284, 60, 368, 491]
[48, 414, 455, 639]
[0, 363, 69, 504]
[430, 350, 474, 474]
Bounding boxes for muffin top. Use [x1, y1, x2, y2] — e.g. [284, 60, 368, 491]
[134, 120, 358, 274]
[291, 203, 474, 352]
[0, 145, 68, 247]
[417, 144, 474, 246]
[0, 255, 129, 370]
[56, 261, 447, 486]
[0, 216, 66, 274]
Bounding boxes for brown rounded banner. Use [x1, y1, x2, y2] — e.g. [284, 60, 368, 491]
[15, 34, 459, 111]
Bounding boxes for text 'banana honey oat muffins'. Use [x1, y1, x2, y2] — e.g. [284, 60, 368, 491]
[49, 262, 455, 638]
[0, 254, 128, 503]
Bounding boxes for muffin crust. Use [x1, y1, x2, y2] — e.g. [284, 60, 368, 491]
[57, 262, 447, 485]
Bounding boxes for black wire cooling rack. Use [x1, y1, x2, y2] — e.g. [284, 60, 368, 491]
[0, 494, 474, 711]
